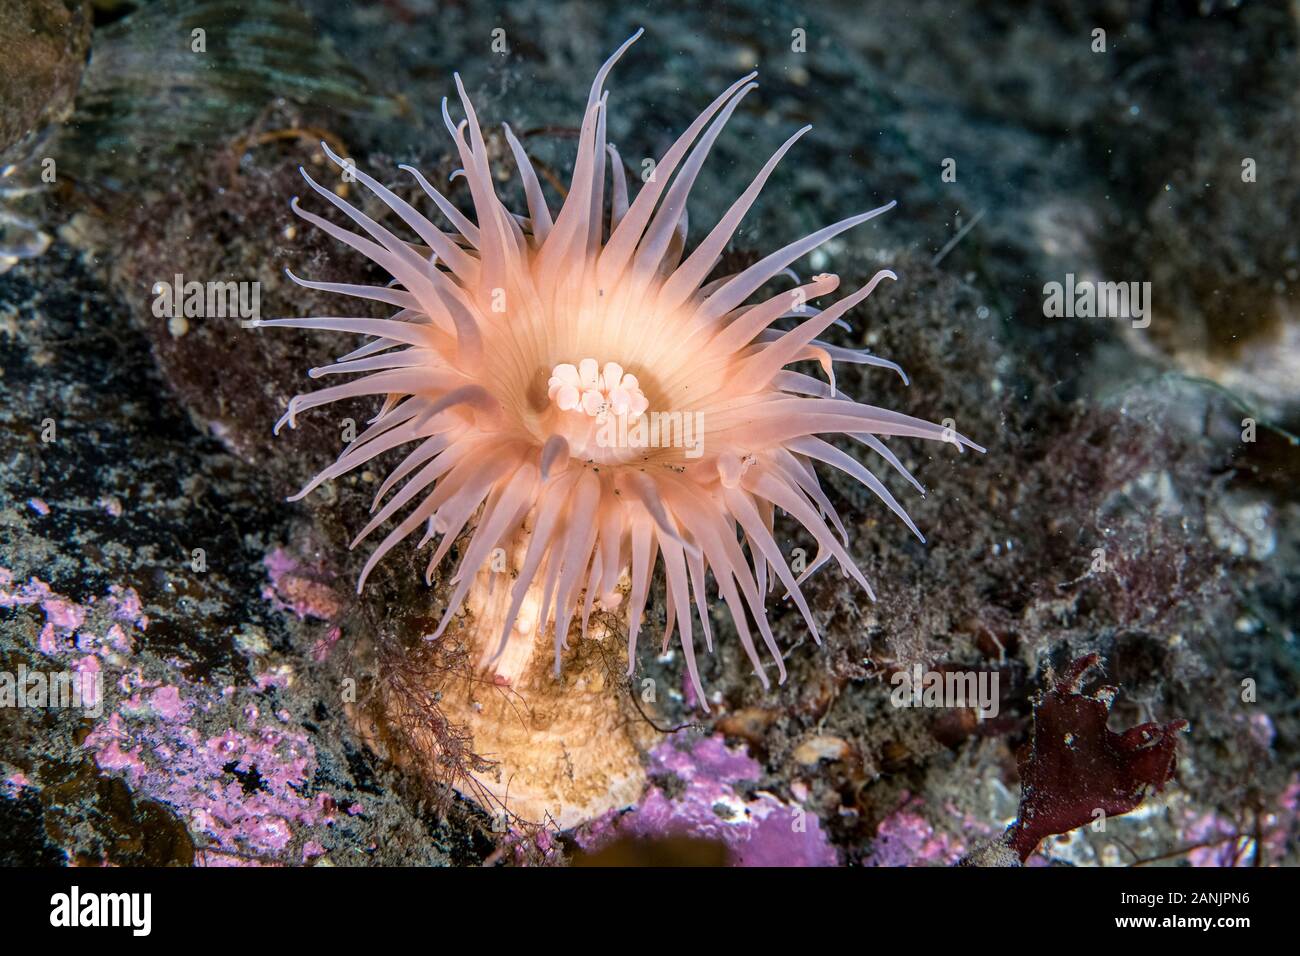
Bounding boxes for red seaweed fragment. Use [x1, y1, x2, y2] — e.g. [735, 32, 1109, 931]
[967, 654, 1187, 865]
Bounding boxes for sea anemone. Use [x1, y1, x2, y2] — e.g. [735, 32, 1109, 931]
[255, 30, 981, 712]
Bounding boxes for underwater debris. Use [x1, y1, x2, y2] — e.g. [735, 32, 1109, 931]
[0, 0, 89, 155]
[63, 0, 399, 190]
[0, 0, 91, 273]
[964, 654, 1187, 865]
[573, 734, 837, 866]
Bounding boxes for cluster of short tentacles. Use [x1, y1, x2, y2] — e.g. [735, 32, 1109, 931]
[253, 30, 982, 703]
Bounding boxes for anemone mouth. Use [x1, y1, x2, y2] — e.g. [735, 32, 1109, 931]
[498, 358, 669, 465]
[480, 303, 713, 465]
[547, 359, 648, 418]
